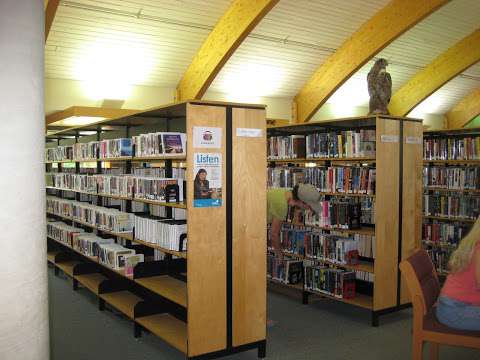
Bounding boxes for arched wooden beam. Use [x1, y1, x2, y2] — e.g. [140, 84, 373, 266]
[293, 0, 449, 123]
[176, 0, 279, 101]
[389, 28, 480, 116]
[446, 88, 480, 129]
[45, 0, 60, 43]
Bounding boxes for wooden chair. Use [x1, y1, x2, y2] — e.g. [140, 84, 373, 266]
[399, 249, 480, 360]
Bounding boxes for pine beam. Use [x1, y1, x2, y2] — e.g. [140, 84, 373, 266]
[45, 0, 60, 43]
[176, 0, 279, 101]
[446, 88, 480, 129]
[389, 28, 480, 116]
[293, 0, 449, 123]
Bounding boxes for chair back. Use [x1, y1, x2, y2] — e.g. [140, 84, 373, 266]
[399, 249, 441, 315]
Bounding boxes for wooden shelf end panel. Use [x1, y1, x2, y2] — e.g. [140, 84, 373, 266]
[99, 291, 142, 319]
[74, 273, 108, 295]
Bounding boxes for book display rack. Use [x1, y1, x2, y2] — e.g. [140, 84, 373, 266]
[422, 127, 480, 276]
[45, 101, 267, 359]
[266, 115, 423, 326]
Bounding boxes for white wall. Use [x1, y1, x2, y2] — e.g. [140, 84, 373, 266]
[0, 1, 49, 359]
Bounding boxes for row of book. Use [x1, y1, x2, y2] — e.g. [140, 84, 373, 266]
[267, 256, 303, 285]
[267, 130, 376, 160]
[133, 132, 187, 157]
[423, 136, 480, 161]
[304, 264, 356, 299]
[134, 215, 187, 252]
[424, 246, 452, 275]
[267, 166, 376, 194]
[423, 166, 480, 190]
[46, 173, 184, 202]
[47, 196, 134, 233]
[47, 220, 144, 273]
[423, 194, 480, 220]
[133, 167, 186, 179]
[288, 198, 375, 229]
[305, 130, 376, 159]
[422, 221, 471, 246]
[272, 225, 375, 260]
[45, 132, 186, 162]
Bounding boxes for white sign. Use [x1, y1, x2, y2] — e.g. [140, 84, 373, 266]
[193, 126, 222, 148]
[406, 136, 422, 145]
[193, 153, 222, 208]
[381, 135, 399, 143]
[236, 128, 263, 137]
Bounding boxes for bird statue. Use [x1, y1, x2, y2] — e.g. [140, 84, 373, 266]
[367, 58, 392, 115]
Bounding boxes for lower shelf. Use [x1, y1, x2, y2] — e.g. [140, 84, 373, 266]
[136, 314, 187, 354]
[56, 260, 81, 277]
[306, 288, 373, 310]
[135, 275, 187, 307]
[100, 291, 142, 319]
[75, 273, 108, 295]
[47, 250, 61, 264]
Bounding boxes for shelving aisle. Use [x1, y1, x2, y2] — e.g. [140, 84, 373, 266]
[266, 115, 423, 326]
[45, 100, 268, 359]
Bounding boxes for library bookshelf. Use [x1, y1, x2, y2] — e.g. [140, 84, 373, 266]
[45, 100, 267, 359]
[266, 115, 423, 326]
[422, 127, 480, 277]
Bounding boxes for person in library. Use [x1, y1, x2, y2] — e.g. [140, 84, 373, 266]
[436, 217, 480, 331]
[193, 168, 211, 199]
[268, 183, 322, 259]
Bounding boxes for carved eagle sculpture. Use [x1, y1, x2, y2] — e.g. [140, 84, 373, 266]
[367, 58, 392, 115]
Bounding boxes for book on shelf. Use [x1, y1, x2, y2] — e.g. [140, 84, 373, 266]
[133, 177, 184, 202]
[71, 202, 134, 233]
[133, 132, 187, 157]
[355, 270, 374, 283]
[47, 196, 74, 217]
[267, 135, 306, 160]
[133, 167, 186, 179]
[304, 262, 356, 299]
[124, 253, 145, 276]
[97, 174, 134, 198]
[423, 136, 480, 161]
[72, 232, 115, 258]
[149, 205, 187, 220]
[424, 246, 453, 275]
[288, 197, 374, 229]
[45, 145, 74, 162]
[47, 221, 84, 247]
[134, 215, 187, 252]
[97, 243, 136, 270]
[423, 193, 479, 220]
[267, 166, 375, 194]
[423, 166, 480, 190]
[305, 129, 376, 159]
[267, 255, 303, 285]
[422, 221, 471, 247]
[73, 141, 99, 161]
[99, 138, 132, 159]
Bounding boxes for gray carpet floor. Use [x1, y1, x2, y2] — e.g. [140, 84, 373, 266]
[48, 267, 479, 360]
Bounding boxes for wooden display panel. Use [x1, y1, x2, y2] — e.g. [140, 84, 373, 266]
[374, 117, 400, 311]
[232, 107, 267, 346]
[401, 121, 423, 304]
[186, 104, 227, 357]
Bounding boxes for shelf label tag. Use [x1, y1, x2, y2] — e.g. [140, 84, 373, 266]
[380, 135, 399, 143]
[236, 128, 263, 137]
[193, 127, 222, 148]
[406, 136, 422, 144]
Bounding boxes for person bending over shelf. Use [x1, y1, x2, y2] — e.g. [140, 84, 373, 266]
[267, 183, 322, 259]
[436, 216, 480, 331]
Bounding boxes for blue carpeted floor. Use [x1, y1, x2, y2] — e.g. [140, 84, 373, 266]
[48, 267, 479, 360]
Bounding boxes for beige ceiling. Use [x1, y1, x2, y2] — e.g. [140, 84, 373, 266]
[45, 0, 480, 118]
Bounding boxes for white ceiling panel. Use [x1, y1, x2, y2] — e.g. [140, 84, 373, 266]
[208, 0, 390, 98]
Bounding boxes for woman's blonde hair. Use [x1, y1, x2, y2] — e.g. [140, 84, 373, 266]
[448, 217, 480, 273]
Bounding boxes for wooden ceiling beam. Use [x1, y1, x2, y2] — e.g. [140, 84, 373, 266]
[45, 0, 60, 43]
[293, 0, 449, 123]
[446, 88, 480, 129]
[389, 28, 480, 116]
[176, 0, 279, 101]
